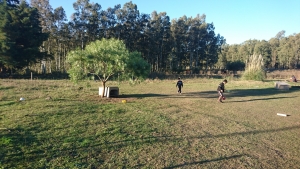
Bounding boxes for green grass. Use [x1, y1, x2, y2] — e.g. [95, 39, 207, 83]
[1, 78, 300, 168]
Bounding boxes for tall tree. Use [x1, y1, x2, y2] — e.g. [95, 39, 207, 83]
[254, 40, 271, 68]
[292, 33, 300, 68]
[116, 1, 140, 52]
[269, 38, 280, 68]
[30, 0, 54, 73]
[30, 0, 53, 33]
[53, 6, 67, 71]
[71, 0, 92, 50]
[0, 0, 48, 69]
[275, 30, 285, 40]
[278, 37, 292, 68]
[203, 23, 224, 70]
[170, 16, 188, 73]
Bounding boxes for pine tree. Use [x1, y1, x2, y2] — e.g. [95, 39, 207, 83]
[0, 0, 48, 69]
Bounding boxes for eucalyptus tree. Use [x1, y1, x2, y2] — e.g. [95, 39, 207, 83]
[202, 23, 224, 70]
[292, 33, 300, 68]
[254, 40, 271, 68]
[241, 39, 258, 55]
[141, 13, 157, 71]
[185, 14, 206, 72]
[149, 11, 171, 72]
[67, 38, 149, 97]
[216, 43, 228, 70]
[146, 11, 161, 72]
[238, 44, 250, 62]
[238, 39, 259, 68]
[115, 1, 140, 52]
[116, 1, 151, 60]
[225, 44, 239, 62]
[275, 30, 285, 39]
[71, 0, 96, 50]
[30, 0, 54, 73]
[101, 4, 121, 39]
[30, 0, 53, 33]
[269, 37, 280, 68]
[0, 0, 48, 70]
[53, 6, 68, 71]
[278, 37, 292, 68]
[170, 16, 189, 72]
[85, 2, 101, 42]
[132, 12, 150, 59]
[285, 34, 300, 68]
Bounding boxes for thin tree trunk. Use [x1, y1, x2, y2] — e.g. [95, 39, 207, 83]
[100, 81, 106, 97]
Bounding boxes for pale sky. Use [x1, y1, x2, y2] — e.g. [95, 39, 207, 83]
[46, 0, 300, 44]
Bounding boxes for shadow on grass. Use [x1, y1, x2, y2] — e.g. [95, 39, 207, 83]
[102, 125, 300, 147]
[116, 87, 300, 100]
[227, 96, 297, 102]
[163, 154, 245, 169]
[0, 101, 17, 107]
[0, 126, 38, 167]
[0, 86, 14, 91]
[184, 87, 300, 99]
[118, 93, 169, 98]
[3, 123, 300, 168]
[43, 125, 300, 153]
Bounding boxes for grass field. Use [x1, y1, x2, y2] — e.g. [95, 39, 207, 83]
[1, 77, 300, 168]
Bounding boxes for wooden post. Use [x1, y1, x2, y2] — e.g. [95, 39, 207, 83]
[31, 72, 32, 80]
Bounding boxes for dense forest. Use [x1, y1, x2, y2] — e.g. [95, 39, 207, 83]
[1, 0, 299, 76]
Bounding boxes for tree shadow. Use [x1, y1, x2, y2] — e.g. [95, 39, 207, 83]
[0, 86, 14, 91]
[118, 93, 170, 98]
[227, 87, 300, 98]
[184, 87, 300, 99]
[163, 154, 246, 169]
[0, 126, 39, 167]
[3, 121, 299, 168]
[227, 96, 297, 102]
[0, 101, 17, 107]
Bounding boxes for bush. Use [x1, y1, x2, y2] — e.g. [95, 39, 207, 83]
[242, 54, 266, 81]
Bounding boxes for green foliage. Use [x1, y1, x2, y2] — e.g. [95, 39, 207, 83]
[66, 48, 88, 82]
[124, 51, 150, 80]
[0, 137, 12, 146]
[254, 40, 272, 68]
[67, 38, 149, 84]
[242, 54, 266, 81]
[0, 1, 49, 69]
[226, 60, 245, 71]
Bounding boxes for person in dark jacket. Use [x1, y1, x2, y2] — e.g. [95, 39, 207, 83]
[176, 77, 183, 94]
[217, 79, 228, 103]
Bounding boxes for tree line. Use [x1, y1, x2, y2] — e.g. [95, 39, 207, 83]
[1, 0, 299, 76]
[219, 31, 300, 71]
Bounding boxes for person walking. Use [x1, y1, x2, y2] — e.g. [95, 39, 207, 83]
[176, 77, 183, 94]
[217, 79, 227, 103]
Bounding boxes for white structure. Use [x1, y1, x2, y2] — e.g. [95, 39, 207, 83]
[274, 82, 290, 90]
[99, 86, 119, 98]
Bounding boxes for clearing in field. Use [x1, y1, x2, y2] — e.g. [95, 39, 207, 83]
[1, 78, 300, 168]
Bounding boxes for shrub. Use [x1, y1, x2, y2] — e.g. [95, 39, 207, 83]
[242, 54, 266, 81]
